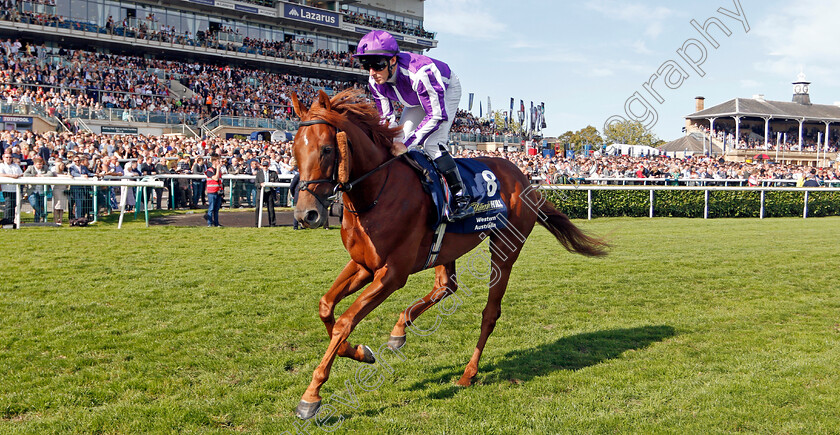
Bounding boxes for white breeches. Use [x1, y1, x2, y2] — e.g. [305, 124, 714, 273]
[398, 73, 462, 160]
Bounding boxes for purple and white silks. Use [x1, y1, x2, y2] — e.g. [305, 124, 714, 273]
[368, 52, 461, 159]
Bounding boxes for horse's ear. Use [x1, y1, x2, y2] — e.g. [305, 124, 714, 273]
[318, 90, 331, 112]
[336, 131, 351, 184]
[291, 92, 306, 118]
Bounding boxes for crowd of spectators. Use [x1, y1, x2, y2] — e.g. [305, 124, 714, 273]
[341, 10, 433, 39]
[452, 109, 500, 135]
[1, 3, 361, 69]
[2, 127, 838, 208]
[694, 125, 840, 153]
[1, 43, 358, 123]
[3, 125, 839, 224]
[455, 148, 840, 187]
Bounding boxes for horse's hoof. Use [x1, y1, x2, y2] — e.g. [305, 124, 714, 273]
[387, 335, 406, 350]
[360, 345, 376, 364]
[295, 399, 322, 420]
[456, 376, 473, 387]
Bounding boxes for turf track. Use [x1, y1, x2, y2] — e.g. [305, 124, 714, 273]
[1, 215, 839, 433]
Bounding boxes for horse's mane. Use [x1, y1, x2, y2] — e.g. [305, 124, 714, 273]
[308, 89, 400, 150]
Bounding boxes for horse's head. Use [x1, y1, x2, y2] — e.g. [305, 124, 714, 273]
[291, 91, 340, 228]
[291, 89, 400, 229]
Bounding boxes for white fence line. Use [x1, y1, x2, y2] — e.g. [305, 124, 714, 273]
[1, 177, 164, 229]
[538, 185, 840, 220]
[532, 176, 840, 187]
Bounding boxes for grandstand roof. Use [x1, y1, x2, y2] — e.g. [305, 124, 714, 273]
[659, 133, 722, 154]
[686, 97, 840, 122]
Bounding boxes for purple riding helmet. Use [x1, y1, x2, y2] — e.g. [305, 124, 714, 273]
[353, 30, 400, 57]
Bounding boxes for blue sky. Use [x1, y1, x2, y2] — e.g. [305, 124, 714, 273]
[423, 0, 840, 141]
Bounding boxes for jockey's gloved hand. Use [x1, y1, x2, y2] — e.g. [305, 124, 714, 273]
[391, 141, 407, 156]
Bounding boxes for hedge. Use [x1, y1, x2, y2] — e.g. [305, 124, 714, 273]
[542, 188, 840, 219]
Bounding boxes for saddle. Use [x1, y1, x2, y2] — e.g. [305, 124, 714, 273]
[402, 150, 508, 234]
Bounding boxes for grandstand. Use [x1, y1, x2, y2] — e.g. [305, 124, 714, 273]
[684, 73, 840, 167]
[0, 0, 436, 138]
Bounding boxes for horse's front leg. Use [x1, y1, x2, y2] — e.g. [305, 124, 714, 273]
[388, 262, 456, 350]
[320, 260, 374, 362]
[297, 265, 409, 419]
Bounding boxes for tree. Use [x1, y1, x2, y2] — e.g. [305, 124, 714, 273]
[557, 130, 575, 150]
[603, 120, 662, 147]
[493, 111, 521, 134]
[575, 125, 604, 150]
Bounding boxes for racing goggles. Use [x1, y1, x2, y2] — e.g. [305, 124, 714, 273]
[360, 56, 390, 72]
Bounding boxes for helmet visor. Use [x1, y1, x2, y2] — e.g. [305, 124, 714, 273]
[359, 56, 390, 72]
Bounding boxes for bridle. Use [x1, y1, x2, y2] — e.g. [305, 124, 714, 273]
[296, 118, 402, 215]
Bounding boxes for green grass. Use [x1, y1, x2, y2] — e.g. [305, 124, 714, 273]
[1, 216, 839, 434]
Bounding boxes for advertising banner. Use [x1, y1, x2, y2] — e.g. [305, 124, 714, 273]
[283, 4, 339, 27]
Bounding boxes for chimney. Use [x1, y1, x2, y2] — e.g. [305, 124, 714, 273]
[695, 96, 705, 112]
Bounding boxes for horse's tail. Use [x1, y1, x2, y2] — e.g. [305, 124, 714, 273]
[534, 194, 608, 257]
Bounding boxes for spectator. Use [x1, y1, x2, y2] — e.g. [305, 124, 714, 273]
[204, 155, 223, 227]
[68, 155, 93, 218]
[803, 169, 820, 187]
[255, 158, 278, 227]
[52, 161, 72, 224]
[191, 157, 207, 208]
[23, 157, 55, 222]
[0, 151, 23, 220]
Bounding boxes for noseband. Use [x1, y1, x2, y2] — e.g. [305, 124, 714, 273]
[296, 118, 402, 215]
[296, 119, 343, 210]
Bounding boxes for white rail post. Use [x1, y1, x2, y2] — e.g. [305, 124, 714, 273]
[803, 190, 809, 219]
[704, 189, 709, 219]
[760, 190, 765, 219]
[257, 187, 264, 228]
[118, 186, 128, 229]
[14, 185, 21, 229]
[587, 189, 592, 221]
[649, 190, 654, 218]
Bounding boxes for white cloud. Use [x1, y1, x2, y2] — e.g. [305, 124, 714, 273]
[592, 68, 614, 77]
[585, 0, 676, 38]
[424, 0, 507, 40]
[740, 79, 761, 88]
[503, 44, 590, 65]
[754, 0, 840, 85]
[631, 40, 654, 55]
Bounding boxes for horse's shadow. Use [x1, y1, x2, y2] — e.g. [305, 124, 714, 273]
[407, 325, 676, 397]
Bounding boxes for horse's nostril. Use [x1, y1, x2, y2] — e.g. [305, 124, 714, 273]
[305, 210, 319, 223]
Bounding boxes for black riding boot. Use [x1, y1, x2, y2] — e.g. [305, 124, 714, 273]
[434, 151, 474, 222]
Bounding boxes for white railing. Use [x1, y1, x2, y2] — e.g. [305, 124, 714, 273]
[538, 185, 840, 220]
[149, 174, 294, 216]
[533, 176, 840, 187]
[1, 177, 164, 229]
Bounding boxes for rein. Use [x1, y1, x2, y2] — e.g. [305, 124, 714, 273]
[297, 118, 402, 214]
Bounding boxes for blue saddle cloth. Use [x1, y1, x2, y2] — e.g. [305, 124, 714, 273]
[405, 150, 508, 234]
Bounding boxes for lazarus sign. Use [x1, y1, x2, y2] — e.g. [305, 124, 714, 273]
[284, 4, 339, 27]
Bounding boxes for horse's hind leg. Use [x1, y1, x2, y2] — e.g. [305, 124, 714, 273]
[388, 262, 456, 349]
[319, 260, 375, 362]
[457, 239, 520, 387]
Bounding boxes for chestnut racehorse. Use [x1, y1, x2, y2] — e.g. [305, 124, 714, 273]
[291, 89, 606, 419]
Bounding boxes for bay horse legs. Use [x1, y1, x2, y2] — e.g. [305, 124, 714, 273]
[297, 266, 409, 419]
[388, 262, 457, 349]
[319, 260, 375, 362]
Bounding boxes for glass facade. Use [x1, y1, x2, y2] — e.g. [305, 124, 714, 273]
[50, 0, 356, 51]
[340, 4, 423, 29]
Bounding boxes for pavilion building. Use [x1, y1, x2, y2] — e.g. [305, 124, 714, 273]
[684, 73, 839, 167]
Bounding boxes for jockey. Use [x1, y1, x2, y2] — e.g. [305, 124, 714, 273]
[353, 30, 474, 222]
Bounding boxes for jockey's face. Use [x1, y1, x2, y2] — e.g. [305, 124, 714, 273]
[366, 56, 396, 85]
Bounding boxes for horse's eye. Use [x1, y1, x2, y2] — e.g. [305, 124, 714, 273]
[321, 147, 333, 155]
